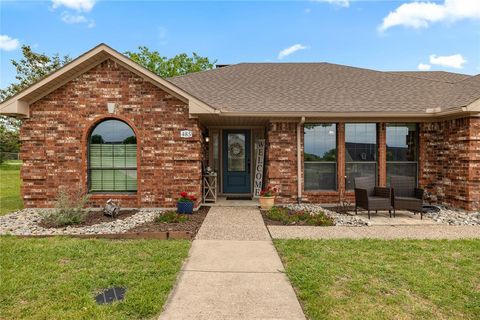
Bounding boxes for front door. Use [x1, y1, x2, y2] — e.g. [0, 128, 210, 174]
[223, 129, 251, 194]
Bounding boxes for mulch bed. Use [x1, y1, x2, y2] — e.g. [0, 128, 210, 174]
[128, 206, 210, 236]
[39, 209, 139, 229]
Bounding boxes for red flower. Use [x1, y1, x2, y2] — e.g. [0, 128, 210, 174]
[180, 191, 188, 198]
[189, 195, 197, 201]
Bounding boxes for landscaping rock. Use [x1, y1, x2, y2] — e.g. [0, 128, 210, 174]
[0, 208, 160, 236]
[422, 206, 480, 226]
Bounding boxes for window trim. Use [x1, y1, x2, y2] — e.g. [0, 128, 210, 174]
[87, 118, 138, 194]
[304, 123, 338, 191]
[344, 123, 379, 190]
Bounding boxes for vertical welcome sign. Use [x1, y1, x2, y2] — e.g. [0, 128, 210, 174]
[253, 139, 265, 198]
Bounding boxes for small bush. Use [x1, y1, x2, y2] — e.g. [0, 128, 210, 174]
[154, 211, 188, 223]
[41, 187, 90, 227]
[266, 206, 334, 226]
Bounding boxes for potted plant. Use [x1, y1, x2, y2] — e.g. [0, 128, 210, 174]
[177, 192, 196, 214]
[259, 185, 278, 210]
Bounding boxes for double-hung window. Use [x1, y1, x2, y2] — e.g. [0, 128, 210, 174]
[88, 119, 137, 192]
[345, 123, 377, 190]
[304, 123, 337, 190]
[386, 123, 419, 185]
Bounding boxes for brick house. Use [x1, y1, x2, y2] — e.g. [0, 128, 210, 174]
[1, 44, 479, 211]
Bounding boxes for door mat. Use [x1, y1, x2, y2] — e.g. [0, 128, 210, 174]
[226, 196, 252, 200]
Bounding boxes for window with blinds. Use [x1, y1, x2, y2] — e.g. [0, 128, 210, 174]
[88, 119, 137, 192]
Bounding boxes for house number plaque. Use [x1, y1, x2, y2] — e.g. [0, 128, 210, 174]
[180, 130, 193, 138]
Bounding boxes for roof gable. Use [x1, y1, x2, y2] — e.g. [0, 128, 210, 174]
[0, 43, 217, 117]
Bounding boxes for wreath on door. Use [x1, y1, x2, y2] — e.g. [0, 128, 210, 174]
[229, 142, 244, 158]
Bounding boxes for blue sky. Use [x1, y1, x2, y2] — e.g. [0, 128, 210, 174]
[1, 0, 479, 88]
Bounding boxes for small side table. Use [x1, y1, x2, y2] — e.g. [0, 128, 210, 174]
[203, 174, 217, 203]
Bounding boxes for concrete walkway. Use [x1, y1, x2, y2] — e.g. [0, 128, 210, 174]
[159, 207, 305, 320]
[269, 225, 480, 240]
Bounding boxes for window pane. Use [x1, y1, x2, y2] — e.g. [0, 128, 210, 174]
[90, 169, 103, 191]
[212, 133, 219, 172]
[101, 145, 114, 168]
[346, 163, 376, 190]
[387, 163, 417, 186]
[227, 133, 245, 172]
[101, 170, 115, 190]
[304, 124, 336, 161]
[386, 124, 418, 161]
[125, 145, 137, 167]
[113, 145, 126, 168]
[305, 163, 337, 190]
[125, 170, 138, 190]
[88, 119, 137, 192]
[90, 119, 136, 144]
[345, 123, 377, 161]
[89, 144, 102, 168]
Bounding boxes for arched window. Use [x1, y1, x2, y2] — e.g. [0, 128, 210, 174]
[88, 119, 137, 192]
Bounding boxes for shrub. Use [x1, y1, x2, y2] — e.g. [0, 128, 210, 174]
[154, 211, 188, 223]
[41, 187, 90, 227]
[265, 206, 335, 226]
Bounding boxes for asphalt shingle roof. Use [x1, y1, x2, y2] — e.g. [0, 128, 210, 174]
[169, 63, 479, 114]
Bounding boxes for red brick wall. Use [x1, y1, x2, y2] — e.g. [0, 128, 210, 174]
[265, 122, 298, 203]
[267, 119, 479, 210]
[20, 59, 202, 208]
[419, 117, 480, 211]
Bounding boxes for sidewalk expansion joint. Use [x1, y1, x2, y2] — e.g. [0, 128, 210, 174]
[181, 269, 284, 274]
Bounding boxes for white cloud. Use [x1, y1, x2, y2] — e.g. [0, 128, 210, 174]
[61, 12, 88, 24]
[379, 0, 480, 32]
[278, 44, 308, 60]
[61, 11, 95, 27]
[429, 54, 467, 69]
[326, 0, 350, 7]
[0, 35, 20, 51]
[305, 8, 312, 14]
[311, 0, 350, 8]
[417, 63, 432, 71]
[52, 0, 96, 12]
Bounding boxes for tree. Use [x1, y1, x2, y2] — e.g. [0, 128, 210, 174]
[1, 45, 71, 102]
[0, 45, 71, 162]
[125, 46, 216, 78]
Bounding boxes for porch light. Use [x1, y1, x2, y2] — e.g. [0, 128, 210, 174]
[205, 136, 210, 143]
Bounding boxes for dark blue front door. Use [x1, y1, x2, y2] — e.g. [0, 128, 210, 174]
[223, 130, 251, 193]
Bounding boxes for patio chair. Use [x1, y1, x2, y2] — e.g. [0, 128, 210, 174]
[354, 176, 392, 219]
[390, 176, 424, 219]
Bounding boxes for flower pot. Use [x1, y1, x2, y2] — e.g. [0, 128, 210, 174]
[259, 196, 275, 210]
[177, 201, 194, 214]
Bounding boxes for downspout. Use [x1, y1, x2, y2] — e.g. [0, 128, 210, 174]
[297, 116, 305, 204]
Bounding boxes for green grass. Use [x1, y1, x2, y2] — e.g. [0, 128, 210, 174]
[266, 206, 334, 226]
[274, 239, 480, 320]
[0, 160, 23, 215]
[0, 237, 190, 319]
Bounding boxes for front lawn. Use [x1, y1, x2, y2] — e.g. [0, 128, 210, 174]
[0, 161, 23, 215]
[0, 237, 190, 319]
[275, 239, 480, 320]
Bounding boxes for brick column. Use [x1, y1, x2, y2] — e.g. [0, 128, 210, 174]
[378, 122, 387, 187]
[337, 123, 346, 198]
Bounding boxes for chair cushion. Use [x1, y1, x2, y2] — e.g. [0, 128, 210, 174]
[395, 196, 421, 203]
[368, 196, 391, 204]
[394, 196, 423, 211]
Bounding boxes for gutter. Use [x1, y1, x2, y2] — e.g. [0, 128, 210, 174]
[297, 116, 305, 204]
